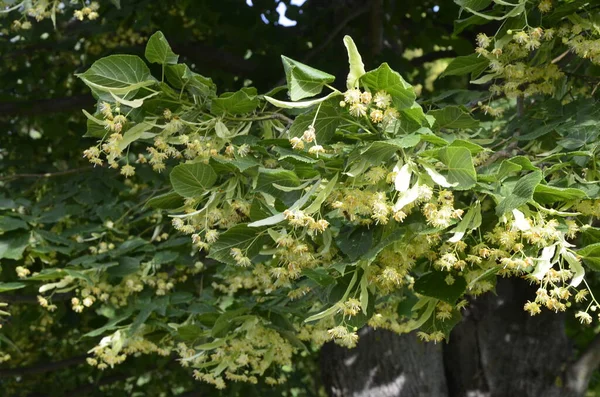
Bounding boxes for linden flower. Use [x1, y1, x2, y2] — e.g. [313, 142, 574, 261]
[344, 89, 361, 104]
[120, 164, 135, 178]
[343, 298, 362, 316]
[290, 137, 304, 150]
[308, 145, 325, 157]
[524, 301, 541, 316]
[37, 295, 49, 307]
[349, 103, 367, 118]
[538, 0, 552, 13]
[237, 144, 251, 157]
[530, 27, 543, 40]
[383, 108, 399, 123]
[476, 33, 491, 48]
[364, 166, 387, 183]
[373, 91, 391, 108]
[360, 91, 372, 104]
[575, 311, 593, 325]
[15, 266, 30, 278]
[205, 229, 220, 243]
[513, 31, 529, 44]
[302, 125, 316, 142]
[370, 109, 384, 123]
[575, 289, 589, 303]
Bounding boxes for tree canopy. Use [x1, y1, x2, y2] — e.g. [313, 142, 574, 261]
[2, 0, 600, 396]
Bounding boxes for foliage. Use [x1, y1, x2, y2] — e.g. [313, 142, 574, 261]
[2, 0, 600, 394]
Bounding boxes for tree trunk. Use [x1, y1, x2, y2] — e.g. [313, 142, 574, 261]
[320, 278, 584, 397]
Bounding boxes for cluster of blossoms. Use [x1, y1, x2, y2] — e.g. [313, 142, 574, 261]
[87, 330, 171, 370]
[289, 124, 326, 156]
[475, 28, 564, 100]
[176, 320, 294, 389]
[73, 2, 100, 21]
[283, 208, 329, 233]
[10, 0, 99, 29]
[340, 88, 399, 126]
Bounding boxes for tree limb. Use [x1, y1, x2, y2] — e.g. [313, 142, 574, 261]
[0, 293, 73, 304]
[64, 374, 130, 397]
[0, 167, 94, 182]
[0, 95, 95, 116]
[302, 3, 372, 64]
[565, 333, 600, 394]
[0, 355, 87, 379]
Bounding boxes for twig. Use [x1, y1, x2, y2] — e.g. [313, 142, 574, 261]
[302, 4, 372, 64]
[0, 293, 73, 304]
[225, 113, 294, 125]
[551, 49, 570, 64]
[64, 374, 130, 397]
[0, 167, 94, 182]
[0, 95, 95, 116]
[0, 355, 87, 378]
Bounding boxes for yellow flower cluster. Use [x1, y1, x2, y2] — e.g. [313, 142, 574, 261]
[340, 89, 399, 125]
[179, 319, 294, 389]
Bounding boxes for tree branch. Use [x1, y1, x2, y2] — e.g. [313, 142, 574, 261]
[64, 374, 129, 397]
[566, 333, 600, 394]
[0, 355, 87, 379]
[302, 3, 372, 64]
[0, 95, 95, 116]
[0, 167, 94, 182]
[0, 293, 73, 304]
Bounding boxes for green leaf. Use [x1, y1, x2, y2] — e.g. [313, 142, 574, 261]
[165, 64, 216, 98]
[577, 243, 600, 271]
[110, 238, 149, 257]
[0, 233, 29, 260]
[254, 168, 301, 205]
[361, 63, 415, 109]
[455, 0, 492, 11]
[83, 310, 133, 338]
[362, 228, 406, 262]
[534, 185, 588, 204]
[170, 163, 217, 198]
[281, 56, 335, 101]
[145, 191, 184, 209]
[401, 103, 433, 127]
[448, 202, 481, 242]
[359, 135, 422, 165]
[118, 122, 152, 151]
[0, 282, 26, 293]
[211, 88, 259, 115]
[440, 54, 489, 78]
[343, 36, 366, 89]
[496, 159, 522, 181]
[0, 216, 28, 232]
[288, 103, 340, 143]
[145, 31, 179, 65]
[335, 226, 373, 262]
[413, 271, 467, 303]
[438, 146, 477, 190]
[264, 91, 341, 109]
[302, 268, 336, 287]
[496, 171, 543, 216]
[208, 224, 270, 266]
[429, 106, 479, 129]
[77, 55, 156, 96]
[304, 174, 339, 214]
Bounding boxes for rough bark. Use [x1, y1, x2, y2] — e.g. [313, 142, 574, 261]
[320, 328, 448, 397]
[320, 278, 585, 397]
